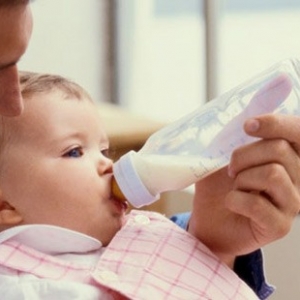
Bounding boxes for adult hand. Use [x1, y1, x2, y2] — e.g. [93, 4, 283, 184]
[188, 114, 300, 266]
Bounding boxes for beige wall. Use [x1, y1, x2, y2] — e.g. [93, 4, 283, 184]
[19, 0, 108, 104]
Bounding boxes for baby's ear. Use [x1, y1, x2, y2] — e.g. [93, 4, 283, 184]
[0, 193, 23, 226]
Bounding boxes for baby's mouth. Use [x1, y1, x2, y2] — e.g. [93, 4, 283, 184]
[111, 195, 129, 212]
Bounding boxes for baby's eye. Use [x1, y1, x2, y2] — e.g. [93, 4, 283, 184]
[101, 148, 110, 158]
[64, 147, 84, 158]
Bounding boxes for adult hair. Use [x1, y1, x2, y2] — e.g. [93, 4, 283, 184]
[19, 71, 93, 102]
[0, 0, 30, 7]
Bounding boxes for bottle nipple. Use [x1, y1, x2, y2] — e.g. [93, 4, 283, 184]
[111, 176, 128, 203]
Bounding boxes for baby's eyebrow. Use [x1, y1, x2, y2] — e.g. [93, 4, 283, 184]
[48, 134, 81, 146]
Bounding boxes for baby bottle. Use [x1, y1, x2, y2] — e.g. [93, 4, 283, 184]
[112, 58, 300, 208]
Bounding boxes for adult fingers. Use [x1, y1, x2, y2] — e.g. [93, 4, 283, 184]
[228, 138, 300, 187]
[244, 114, 300, 152]
[231, 163, 300, 216]
[225, 189, 291, 241]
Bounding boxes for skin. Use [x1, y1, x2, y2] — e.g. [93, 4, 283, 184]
[189, 114, 300, 266]
[0, 90, 126, 246]
[0, 4, 33, 116]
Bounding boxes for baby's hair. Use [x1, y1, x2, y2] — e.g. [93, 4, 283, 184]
[19, 71, 93, 102]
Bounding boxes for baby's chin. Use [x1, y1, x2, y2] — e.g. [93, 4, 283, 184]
[97, 217, 126, 246]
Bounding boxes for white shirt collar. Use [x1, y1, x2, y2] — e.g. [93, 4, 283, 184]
[0, 224, 102, 255]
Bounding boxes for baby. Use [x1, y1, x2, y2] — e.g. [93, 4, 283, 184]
[0, 71, 285, 299]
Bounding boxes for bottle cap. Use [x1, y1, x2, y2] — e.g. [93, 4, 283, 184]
[112, 151, 159, 208]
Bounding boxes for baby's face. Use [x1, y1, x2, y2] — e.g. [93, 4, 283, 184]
[0, 90, 127, 245]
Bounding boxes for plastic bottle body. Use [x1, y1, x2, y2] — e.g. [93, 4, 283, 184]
[113, 58, 300, 208]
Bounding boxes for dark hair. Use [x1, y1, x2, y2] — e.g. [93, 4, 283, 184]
[0, 0, 30, 7]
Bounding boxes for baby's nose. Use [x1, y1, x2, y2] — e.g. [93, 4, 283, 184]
[97, 156, 113, 175]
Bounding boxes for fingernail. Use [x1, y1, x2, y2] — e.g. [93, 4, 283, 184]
[245, 118, 260, 133]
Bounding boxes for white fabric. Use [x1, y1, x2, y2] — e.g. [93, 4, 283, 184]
[0, 225, 112, 299]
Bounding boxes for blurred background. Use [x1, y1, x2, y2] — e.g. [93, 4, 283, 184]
[19, 1, 300, 298]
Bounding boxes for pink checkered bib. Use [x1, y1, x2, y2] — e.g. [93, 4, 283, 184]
[0, 210, 258, 299]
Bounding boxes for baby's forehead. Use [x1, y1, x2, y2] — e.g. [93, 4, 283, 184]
[4, 89, 86, 127]
[2, 92, 99, 141]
